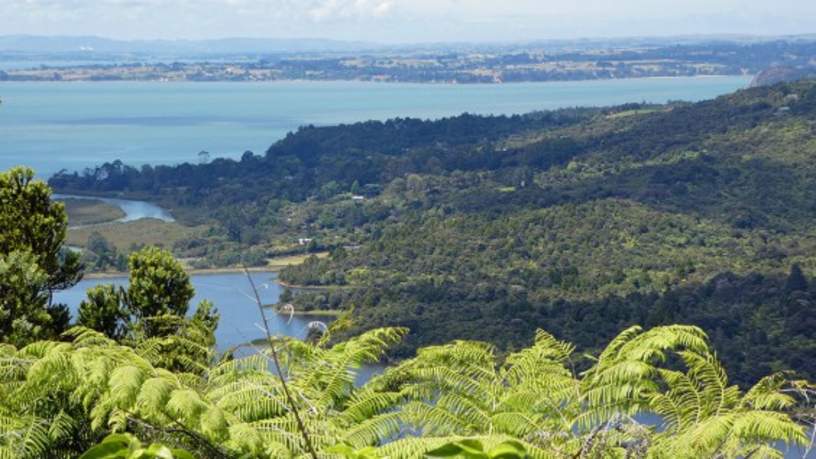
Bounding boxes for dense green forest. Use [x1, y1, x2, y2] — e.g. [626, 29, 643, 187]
[50, 80, 816, 388]
[5, 166, 815, 457]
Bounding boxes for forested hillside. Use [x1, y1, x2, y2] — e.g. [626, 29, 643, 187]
[6, 166, 814, 458]
[50, 79, 816, 386]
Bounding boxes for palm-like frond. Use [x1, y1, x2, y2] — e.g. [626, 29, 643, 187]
[0, 323, 808, 458]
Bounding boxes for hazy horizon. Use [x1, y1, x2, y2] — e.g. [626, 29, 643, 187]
[2, 31, 816, 48]
[2, 0, 815, 44]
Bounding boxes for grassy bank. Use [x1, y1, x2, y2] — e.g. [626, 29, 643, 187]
[266, 252, 329, 271]
[82, 266, 278, 280]
[81, 252, 330, 279]
[62, 198, 125, 226]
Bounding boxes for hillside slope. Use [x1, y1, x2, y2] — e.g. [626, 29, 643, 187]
[51, 80, 816, 384]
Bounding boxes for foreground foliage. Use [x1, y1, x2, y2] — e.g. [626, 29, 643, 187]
[0, 167, 81, 346]
[1, 322, 812, 458]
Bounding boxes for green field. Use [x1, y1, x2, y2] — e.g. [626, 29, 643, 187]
[67, 218, 207, 252]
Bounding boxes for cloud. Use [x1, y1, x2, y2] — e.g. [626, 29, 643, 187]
[5, 0, 395, 21]
[308, 0, 394, 21]
[2, 0, 816, 42]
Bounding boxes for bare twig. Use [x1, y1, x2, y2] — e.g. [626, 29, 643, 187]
[243, 266, 319, 459]
[781, 384, 816, 459]
[803, 424, 816, 459]
[576, 419, 607, 459]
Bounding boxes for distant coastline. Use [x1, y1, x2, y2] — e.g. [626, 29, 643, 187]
[2, 36, 812, 88]
[0, 74, 751, 85]
[0, 66, 752, 84]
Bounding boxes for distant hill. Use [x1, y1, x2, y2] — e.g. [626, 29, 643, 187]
[750, 65, 816, 87]
[4, 35, 816, 83]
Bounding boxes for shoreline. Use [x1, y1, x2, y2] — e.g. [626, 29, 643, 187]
[276, 279, 351, 290]
[0, 74, 750, 86]
[83, 266, 279, 279]
[55, 190, 159, 201]
[266, 306, 344, 318]
[82, 252, 328, 280]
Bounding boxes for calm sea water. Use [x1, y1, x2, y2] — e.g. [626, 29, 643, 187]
[54, 271, 314, 352]
[56, 271, 383, 384]
[0, 77, 751, 176]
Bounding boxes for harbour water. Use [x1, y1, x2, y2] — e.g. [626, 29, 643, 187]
[0, 77, 751, 176]
[54, 270, 310, 352]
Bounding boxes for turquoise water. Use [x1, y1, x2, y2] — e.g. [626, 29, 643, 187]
[0, 77, 751, 176]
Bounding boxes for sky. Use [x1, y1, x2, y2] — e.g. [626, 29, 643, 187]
[1, 0, 815, 43]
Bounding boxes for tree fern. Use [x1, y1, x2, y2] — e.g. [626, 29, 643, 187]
[0, 323, 810, 458]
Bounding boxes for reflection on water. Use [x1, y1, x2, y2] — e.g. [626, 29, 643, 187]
[54, 193, 174, 222]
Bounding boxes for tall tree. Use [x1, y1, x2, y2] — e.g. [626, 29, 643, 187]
[126, 246, 195, 337]
[0, 167, 81, 345]
[784, 263, 809, 294]
[0, 251, 51, 344]
[0, 167, 83, 292]
[77, 285, 129, 340]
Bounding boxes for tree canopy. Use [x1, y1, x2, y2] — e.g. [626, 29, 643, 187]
[0, 167, 81, 346]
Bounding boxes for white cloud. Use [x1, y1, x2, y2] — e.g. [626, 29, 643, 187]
[1, 0, 815, 42]
[5, 0, 395, 21]
[308, 0, 394, 21]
